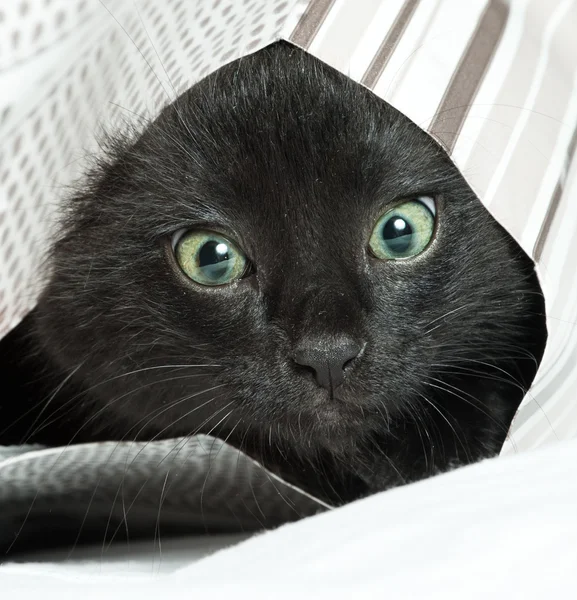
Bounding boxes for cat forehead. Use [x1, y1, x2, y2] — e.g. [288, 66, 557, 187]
[139, 48, 457, 215]
[153, 45, 426, 154]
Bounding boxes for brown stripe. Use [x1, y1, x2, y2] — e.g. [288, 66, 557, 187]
[361, 0, 421, 89]
[429, 0, 509, 153]
[290, 0, 337, 50]
[534, 126, 577, 261]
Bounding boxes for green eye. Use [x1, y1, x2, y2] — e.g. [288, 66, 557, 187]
[174, 230, 248, 286]
[369, 198, 436, 260]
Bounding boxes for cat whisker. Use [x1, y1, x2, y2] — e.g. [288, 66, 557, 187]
[153, 469, 171, 573]
[126, 385, 230, 444]
[104, 401, 234, 549]
[425, 378, 511, 431]
[24, 375, 203, 442]
[430, 367, 524, 388]
[20, 368, 222, 444]
[404, 394, 445, 461]
[229, 424, 269, 530]
[519, 391, 560, 441]
[105, 440, 196, 551]
[22, 381, 229, 544]
[447, 358, 527, 393]
[0, 361, 85, 440]
[422, 303, 479, 334]
[366, 437, 407, 486]
[65, 466, 107, 560]
[415, 392, 471, 461]
[375, 397, 391, 426]
[198, 411, 244, 529]
[404, 404, 432, 473]
[100, 436, 190, 559]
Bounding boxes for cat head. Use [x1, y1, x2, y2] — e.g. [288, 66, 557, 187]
[35, 41, 546, 498]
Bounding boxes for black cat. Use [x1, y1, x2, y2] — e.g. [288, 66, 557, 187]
[0, 41, 547, 504]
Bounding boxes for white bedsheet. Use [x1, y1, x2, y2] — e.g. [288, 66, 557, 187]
[2, 438, 576, 599]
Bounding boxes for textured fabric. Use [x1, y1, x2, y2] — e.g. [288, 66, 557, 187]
[0, 437, 327, 553]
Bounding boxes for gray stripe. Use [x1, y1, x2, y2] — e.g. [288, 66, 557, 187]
[361, 0, 421, 89]
[290, 0, 337, 50]
[429, 0, 509, 153]
[534, 126, 577, 261]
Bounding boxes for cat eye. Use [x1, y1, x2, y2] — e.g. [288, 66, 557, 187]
[173, 230, 248, 286]
[369, 197, 436, 260]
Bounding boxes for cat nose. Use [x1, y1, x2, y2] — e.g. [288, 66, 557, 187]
[293, 337, 363, 390]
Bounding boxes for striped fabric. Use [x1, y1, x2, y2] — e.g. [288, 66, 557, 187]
[282, 0, 577, 453]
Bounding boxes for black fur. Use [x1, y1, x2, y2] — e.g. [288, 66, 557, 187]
[0, 41, 547, 504]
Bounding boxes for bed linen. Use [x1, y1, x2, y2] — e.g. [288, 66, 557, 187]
[2, 437, 577, 598]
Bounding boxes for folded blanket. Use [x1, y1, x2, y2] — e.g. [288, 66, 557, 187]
[0, 437, 328, 554]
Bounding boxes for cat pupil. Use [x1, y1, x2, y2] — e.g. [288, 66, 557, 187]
[198, 240, 232, 280]
[382, 216, 412, 253]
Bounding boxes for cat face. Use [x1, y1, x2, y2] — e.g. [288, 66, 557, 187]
[35, 42, 546, 500]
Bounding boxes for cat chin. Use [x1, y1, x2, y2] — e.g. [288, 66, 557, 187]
[273, 398, 379, 452]
[302, 396, 369, 430]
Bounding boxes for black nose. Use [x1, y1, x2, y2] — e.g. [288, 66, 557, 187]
[293, 337, 362, 391]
